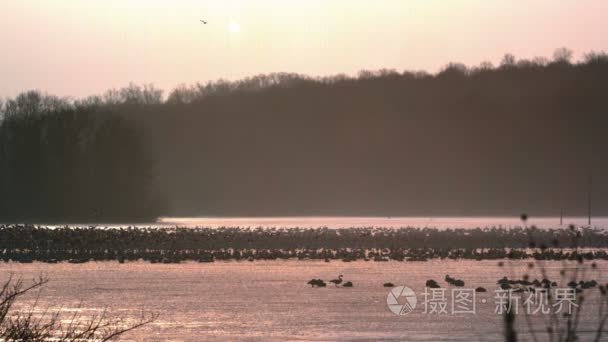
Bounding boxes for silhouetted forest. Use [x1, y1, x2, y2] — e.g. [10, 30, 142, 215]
[0, 92, 164, 222]
[1, 48, 607, 220]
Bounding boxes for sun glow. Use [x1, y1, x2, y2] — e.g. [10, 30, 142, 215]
[228, 20, 240, 33]
[2, 0, 608, 98]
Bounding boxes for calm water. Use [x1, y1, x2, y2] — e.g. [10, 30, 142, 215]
[157, 216, 608, 229]
[37, 216, 608, 230]
[3, 260, 607, 341]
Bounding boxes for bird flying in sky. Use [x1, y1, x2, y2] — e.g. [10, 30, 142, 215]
[200, 20, 207, 24]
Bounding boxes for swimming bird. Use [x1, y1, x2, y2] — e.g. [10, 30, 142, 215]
[383, 282, 395, 287]
[426, 279, 441, 288]
[307, 279, 326, 287]
[500, 282, 512, 290]
[342, 281, 353, 287]
[453, 279, 465, 287]
[445, 275, 465, 287]
[330, 275, 343, 287]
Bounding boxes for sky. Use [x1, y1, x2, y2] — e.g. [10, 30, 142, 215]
[1, 0, 607, 98]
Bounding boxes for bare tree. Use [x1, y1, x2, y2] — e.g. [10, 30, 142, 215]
[500, 53, 517, 68]
[0, 276, 156, 341]
[583, 51, 608, 64]
[553, 47, 574, 64]
[501, 217, 608, 342]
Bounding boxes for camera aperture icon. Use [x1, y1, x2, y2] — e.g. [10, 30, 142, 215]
[387, 286, 417, 315]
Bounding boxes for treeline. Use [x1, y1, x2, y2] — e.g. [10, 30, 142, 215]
[141, 49, 608, 216]
[0, 224, 607, 263]
[0, 92, 165, 222]
[1, 48, 608, 219]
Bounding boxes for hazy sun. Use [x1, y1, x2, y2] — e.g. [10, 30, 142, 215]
[228, 21, 240, 33]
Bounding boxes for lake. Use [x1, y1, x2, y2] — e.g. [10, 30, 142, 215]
[36, 216, 608, 230]
[41, 216, 608, 229]
[3, 259, 607, 341]
[157, 216, 608, 229]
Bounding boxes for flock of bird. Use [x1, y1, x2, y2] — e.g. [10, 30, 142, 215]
[3, 224, 608, 264]
[308, 275, 353, 288]
[306, 274, 476, 290]
[307, 274, 604, 296]
[305, 274, 603, 294]
[496, 276, 599, 293]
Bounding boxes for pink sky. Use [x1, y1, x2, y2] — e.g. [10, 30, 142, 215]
[1, 0, 607, 98]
